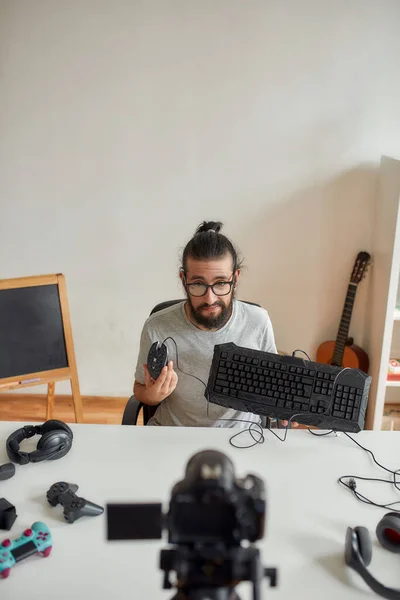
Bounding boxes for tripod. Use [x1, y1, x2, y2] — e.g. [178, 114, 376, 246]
[160, 544, 277, 600]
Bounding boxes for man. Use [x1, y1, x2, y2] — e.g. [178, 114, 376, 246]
[134, 221, 291, 428]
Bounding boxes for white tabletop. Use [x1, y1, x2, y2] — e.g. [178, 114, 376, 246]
[1, 422, 400, 599]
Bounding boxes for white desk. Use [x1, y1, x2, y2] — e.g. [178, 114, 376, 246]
[1, 423, 400, 599]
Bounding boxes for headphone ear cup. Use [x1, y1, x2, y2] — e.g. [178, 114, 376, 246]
[354, 526, 372, 566]
[41, 420, 73, 439]
[376, 513, 400, 553]
[36, 430, 72, 460]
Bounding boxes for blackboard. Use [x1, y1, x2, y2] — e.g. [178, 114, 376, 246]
[0, 284, 68, 379]
[0, 274, 83, 422]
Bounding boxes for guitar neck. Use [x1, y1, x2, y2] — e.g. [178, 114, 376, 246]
[331, 283, 358, 366]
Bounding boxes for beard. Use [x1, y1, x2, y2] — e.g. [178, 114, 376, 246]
[186, 293, 235, 330]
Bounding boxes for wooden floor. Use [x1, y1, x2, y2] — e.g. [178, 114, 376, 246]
[0, 393, 143, 425]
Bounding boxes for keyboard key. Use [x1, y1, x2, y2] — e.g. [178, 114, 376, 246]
[333, 410, 345, 418]
[222, 387, 229, 394]
[285, 401, 293, 408]
[221, 352, 228, 358]
[215, 386, 222, 393]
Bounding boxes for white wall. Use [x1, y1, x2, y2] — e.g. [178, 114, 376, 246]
[1, 0, 400, 397]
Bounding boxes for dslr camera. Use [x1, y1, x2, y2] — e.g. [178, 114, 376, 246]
[106, 449, 277, 600]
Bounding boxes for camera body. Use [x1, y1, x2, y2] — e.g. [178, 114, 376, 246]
[167, 450, 265, 547]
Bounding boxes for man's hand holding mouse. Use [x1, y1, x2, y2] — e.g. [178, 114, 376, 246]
[143, 360, 178, 405]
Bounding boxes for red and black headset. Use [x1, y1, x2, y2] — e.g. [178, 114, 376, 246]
[346, 512, 400, 599]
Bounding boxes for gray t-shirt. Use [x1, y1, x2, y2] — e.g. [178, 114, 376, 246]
[134, 300, 277, 427]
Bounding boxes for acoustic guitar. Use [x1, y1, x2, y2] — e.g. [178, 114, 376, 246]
[316, 251, 371, 373]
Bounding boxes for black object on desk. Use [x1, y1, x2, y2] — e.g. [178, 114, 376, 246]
[0, 498, 17, 531]
[0, 463, 15, 481]
[206, 343, 371, 432]
[46, 482, 104, 524]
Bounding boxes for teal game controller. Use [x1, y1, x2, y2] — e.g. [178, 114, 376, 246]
[0, 522, 52, 579]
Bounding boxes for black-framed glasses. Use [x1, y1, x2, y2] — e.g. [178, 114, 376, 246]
[184, 277, 235, 297]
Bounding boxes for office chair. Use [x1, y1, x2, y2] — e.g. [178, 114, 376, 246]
[122, 298, 272, 426]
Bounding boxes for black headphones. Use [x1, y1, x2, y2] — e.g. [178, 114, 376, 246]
[345, 512, 400, 599]
[5, 420, 73, 465]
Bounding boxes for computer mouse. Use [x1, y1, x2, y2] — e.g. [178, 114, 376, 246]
[147, 342, 169, 380]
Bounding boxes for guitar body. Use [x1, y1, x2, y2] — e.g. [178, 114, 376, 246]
[316, 339, 369, 373]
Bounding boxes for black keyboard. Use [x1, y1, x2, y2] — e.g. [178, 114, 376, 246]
[205, 343, 371, 432]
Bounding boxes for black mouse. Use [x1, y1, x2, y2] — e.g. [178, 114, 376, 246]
[147, 342, 169, 380]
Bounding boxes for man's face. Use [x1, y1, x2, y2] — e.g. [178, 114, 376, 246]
[180, 254, 240, 330]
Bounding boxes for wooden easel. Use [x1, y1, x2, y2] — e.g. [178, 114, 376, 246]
[0, 274, 84, 423]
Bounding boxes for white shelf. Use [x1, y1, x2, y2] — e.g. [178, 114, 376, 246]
[387, 380, 400, 387]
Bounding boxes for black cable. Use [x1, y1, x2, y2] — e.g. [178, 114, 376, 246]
[163, 336, 208, 389]
[308, 428, 336, 437]
[292, 349, 312, 361]
[162, 336, 265, 448]
[329, 431, 400, 511]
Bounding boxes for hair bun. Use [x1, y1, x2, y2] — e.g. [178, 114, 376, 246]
[195, 221, 223, 235]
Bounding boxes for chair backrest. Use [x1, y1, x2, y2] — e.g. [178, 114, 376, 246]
[144, 299, 261, 424]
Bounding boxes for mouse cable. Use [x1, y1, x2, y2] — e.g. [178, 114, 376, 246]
[162, 336, 265, 448]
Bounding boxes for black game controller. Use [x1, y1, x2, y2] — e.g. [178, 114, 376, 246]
[147, 342, 169, 380]
[46, 482, 104, 524]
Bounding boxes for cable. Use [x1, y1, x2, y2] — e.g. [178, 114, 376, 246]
[292, 349, 312, 361]
[307, 418, 400, 510]
[162, 336, 265, 448]
[308, 428, 336, 437]
[162, 337, 208, 389]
